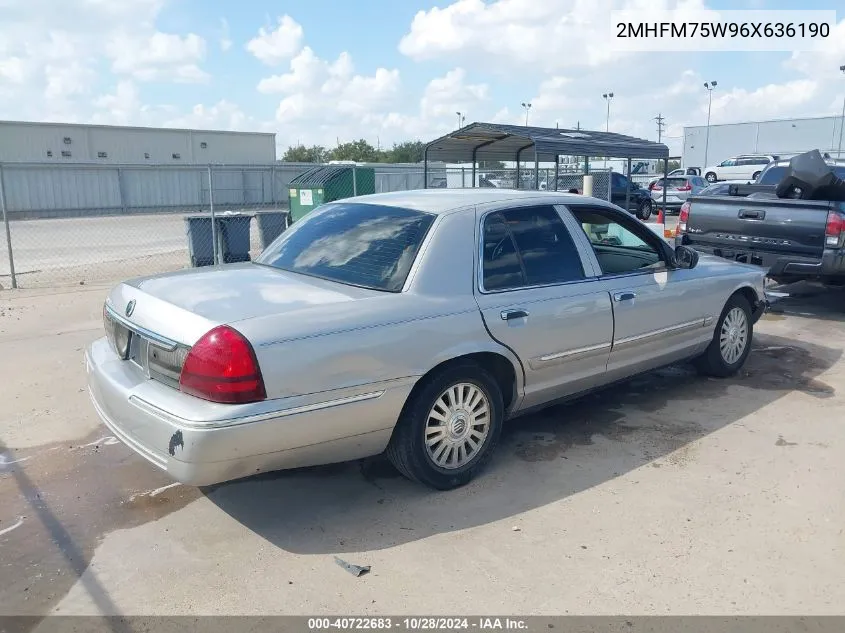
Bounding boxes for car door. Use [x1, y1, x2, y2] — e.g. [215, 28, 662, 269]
[473, 203, 614, 410]
[564, 204, 715, 380]
[717, 159, 736, 180]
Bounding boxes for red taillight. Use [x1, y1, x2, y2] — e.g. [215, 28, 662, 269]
[179, 325, 266, 404]
[677, 184, 692, 191]
[650, 183, 661, 191]
[678, 202, 691, 233]
[825, 210, 845, 248]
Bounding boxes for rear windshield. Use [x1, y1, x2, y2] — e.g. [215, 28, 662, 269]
[758, 165, 845, 185]
[655, 177, 688, 188]
[256, 202, 436, 292]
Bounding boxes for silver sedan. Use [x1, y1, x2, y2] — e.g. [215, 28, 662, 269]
[86, 190, 768, 490]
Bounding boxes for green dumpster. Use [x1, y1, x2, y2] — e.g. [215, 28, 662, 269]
[288, 165, 375, 224]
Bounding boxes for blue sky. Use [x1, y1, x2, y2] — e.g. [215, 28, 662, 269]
[1, 0, 843, 156]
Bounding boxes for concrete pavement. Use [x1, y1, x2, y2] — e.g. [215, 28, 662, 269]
[1, 278, 843, 617]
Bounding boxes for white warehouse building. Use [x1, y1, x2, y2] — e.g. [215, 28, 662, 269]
[682, 115, 845, 169]
[0, 120, 276, 164]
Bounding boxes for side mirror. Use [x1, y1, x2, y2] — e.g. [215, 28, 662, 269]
[673, 245, 699, 269]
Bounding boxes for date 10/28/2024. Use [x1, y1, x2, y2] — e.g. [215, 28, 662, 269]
[307, 617, 528, 630]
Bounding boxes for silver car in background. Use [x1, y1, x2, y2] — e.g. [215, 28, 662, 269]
[86, 190, 767, 490]
[650, 175, 709, 213]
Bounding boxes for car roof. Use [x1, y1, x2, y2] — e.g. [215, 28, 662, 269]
[341, 188, 597, 214]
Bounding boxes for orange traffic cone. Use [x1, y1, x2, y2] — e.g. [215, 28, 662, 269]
[657, 207, 664, 224]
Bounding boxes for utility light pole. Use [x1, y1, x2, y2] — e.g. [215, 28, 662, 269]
[521, 102, 532, 126]
[837, 66, 845, 157]
[655, 113, 666, 143]
[703, 80, 718, 166]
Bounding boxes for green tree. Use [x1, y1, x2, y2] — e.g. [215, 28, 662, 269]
[385, 140, 426, 163]
[666, 159, 682, 172]
[328, 139, 380, 163]
[282, 144, 328, 163]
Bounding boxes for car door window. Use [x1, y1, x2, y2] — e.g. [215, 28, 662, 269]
[482, 206, 585, 291]
[569, 206, 665, 276]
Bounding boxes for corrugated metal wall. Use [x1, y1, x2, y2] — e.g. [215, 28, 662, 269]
[683, 115, 845, 168]
[0, 162, 430, 219]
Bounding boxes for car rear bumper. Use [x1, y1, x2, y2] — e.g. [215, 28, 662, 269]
[85, 337, 412, 486]
[682, 241, 845, 280]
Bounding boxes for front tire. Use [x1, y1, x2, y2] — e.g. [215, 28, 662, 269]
[705, 172, 717, 183]
[386, 362, 504, 490]
[694, 294, 753, 377]
[637, 199, 653, 221]
[752, 171, 761, 181]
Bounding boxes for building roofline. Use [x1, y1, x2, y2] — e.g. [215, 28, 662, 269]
[0, 119, 276, 138]
[683, 114, 843, 130]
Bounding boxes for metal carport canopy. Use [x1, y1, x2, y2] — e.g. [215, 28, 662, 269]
[424, 122, 670, 162]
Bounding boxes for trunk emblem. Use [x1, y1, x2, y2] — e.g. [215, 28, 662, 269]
[125, 300, 136, 317]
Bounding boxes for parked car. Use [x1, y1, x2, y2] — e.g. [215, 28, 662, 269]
[702, 154, 776, 183]
[647, 167, 701, 190]
[679, 153, 845, 285]
[649, 175, 709, 213]
[87, 190, 767, 490]
[697, 180, 755, 197]
[609, 172, 655, 220]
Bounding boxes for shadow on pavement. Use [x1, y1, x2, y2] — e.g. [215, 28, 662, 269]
[765, 281, 845, 323]
[206, 332, 841, 556]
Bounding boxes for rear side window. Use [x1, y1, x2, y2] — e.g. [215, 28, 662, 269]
[256, 202, 435, 292]
[482, 205, 584, 291]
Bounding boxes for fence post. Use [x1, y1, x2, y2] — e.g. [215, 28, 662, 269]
[352, 165, 358, 197]
[0, 164, 17, 289]
[271, 165, 277, 205]
[117, 167, 128, 215]
[208, 165, 218, 265]
[461, 167, 466, 188]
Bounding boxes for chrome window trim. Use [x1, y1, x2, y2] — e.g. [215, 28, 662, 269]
[557, 202, 672, 279]
[475, 202, 600, 295]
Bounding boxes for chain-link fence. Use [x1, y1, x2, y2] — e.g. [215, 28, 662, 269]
[0, 160, 670, 289]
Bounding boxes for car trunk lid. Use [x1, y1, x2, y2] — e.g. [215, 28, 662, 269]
[103, 263, 382, 388]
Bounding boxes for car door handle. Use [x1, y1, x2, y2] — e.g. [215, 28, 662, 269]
[738, 209, 764, 220]
[501, 309, 529, 321]
[613, 291, 637, 302]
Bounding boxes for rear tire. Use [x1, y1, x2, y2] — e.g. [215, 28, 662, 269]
[386, 362, 504, 490]
[752, 171, 762, 181]
[694, 294, 753, 377]
[705, 172, 717, 183]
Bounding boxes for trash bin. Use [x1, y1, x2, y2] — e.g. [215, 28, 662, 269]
[217, 212, 252, 263]
[254, 209, 289, 249]
[184, 214, 216, 267]
[183, 212, 253, 267]
[288, 165, 376, 224]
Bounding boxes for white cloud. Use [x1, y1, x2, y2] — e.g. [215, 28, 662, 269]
[163, 100, 258, 131]
[0, 0, 213, 123]
[246, 15, 304, 66]
[707, 80, 820, 124]
[107, 31, 209, 83]
[255, 45, 401, 129]
[420, 68, 487, 119]
[220, 18, 232, 52]
[399, 0, 709, 72]
[91, 80, 143, 126]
